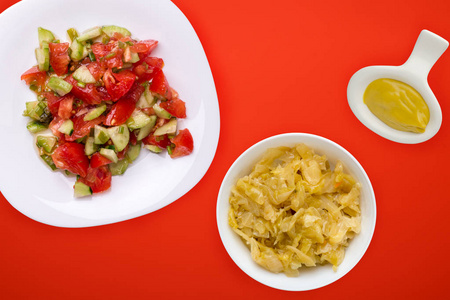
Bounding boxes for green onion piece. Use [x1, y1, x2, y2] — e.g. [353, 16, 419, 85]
[118, 126, 124, 134]
[27, 121, 47, 133]
[29, 84, 38, 91]
[88, 52, 96, 61]
[106, 145, 115, 151]
[118, 41, 127, 49]
[40, 154, 57, 171]
[77, 82, 86, 88]
[105, 52, 116, 59]
[67, 28, 79, 42]
[167, 145, 173, 155]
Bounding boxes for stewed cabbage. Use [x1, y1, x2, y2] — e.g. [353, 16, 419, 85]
[228, 144, 361, 276]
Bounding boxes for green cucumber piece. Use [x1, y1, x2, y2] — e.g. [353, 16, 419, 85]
[38, 27, 55, 46]
[35, 47, 50, 71]
[73, 65, 96, 84]
[77, 27, 103, 43]
[126, 144, 141, 161]
[99, 148, 118, 163]
[102, 25, 131, 38]
[153, 118, 177, 136]
[137, 115, 157, 141]
[85, 137, 98, 156]
[144, 145, 162, 153]
[109, 159, 129, 176]
[36, 135, 57, 153]
[84, 104, 106, 121]
[24, 101, 51, 123]
[67, 28, 79, 43]
[126, 110, 152, 130]
[58, 119, 74, 136]
[94, 125, 110, 144]
[136, 85, 156, 108]
[108, 125, 130, 152]
[74, 181, 93, 198]
[70, 38, 89, 61]
[153, 103, 172, 119]
[40, 154, 57, 171]
[48, 77, 73, 96]
[27, 120, 47, 133]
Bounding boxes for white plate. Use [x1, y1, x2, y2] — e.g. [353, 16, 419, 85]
[217, 133, 376, 291]
[0, 0, 220, 227]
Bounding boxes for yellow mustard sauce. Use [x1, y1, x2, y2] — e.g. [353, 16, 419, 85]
[363, 78, 430, 133]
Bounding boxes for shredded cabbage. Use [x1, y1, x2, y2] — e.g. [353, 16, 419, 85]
[228, 144, 361, 276]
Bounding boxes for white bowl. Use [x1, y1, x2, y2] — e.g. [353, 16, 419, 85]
[347, 30, 448, 144]
[216, 133, 376, 291]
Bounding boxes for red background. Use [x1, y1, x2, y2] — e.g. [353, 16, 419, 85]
[1, 0, 450, 298]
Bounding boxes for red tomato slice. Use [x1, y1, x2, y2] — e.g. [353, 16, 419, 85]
[91, 42, 124, 69]
[86, 61, 106, 81]
[79, 165, 111, 193]
[49, 43, 70, 76]
[21, 66, 47, 87]
[130, 40, 158, 54]
[52, 142, 89, 177]
[159, 98, 186, 118]
[150, 67, 172, 99]
[142, 134, 171, 149]
[90, 152, 112, 168]
[44, 92, 63, 115]
[66, 114, 106, 141]
[104, 83, 144, 126]
[65, 75, 104, 105]
[48, 116, 65, 139]
[58, 95, 74, 119]
[103, 69, 136, 101]
[144, 57, 164, 69]
[170, 129, 193, 158]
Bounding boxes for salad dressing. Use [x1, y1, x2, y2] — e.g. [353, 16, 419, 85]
[363, 78, 430, 133]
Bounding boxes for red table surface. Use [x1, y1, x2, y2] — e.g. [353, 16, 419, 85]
[1, 0, 449, 298]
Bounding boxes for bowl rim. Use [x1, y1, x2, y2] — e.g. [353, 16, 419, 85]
[216, 132, 377, 291]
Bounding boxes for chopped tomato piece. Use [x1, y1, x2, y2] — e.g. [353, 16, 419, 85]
[49, 43, 70, 76]
[104, 83, 144, 126]
[86, 61, 106, 81]
[130, 39, 158, 54]
[141, 107, 155, 116]
[58, 95, 74, 119]
[21, 66, 47, 87]
[170, 129, 193, 158]
[52, 142, 89, 177]
[103, 69, 136, 101]
[44, 92, 63, 115]
[91, 41, 124, 69]
[159, 98, 186, 118]
[150, 67, 172, 99]
[90, 152, 112, 168]
[66, 114, 106, 141]
[142, 134, 171, 149]
[65, 74, 105, 105]
[144, 57, 164, 69]
[79, 166, 111, 193]
[117, 145, 129, 160]
[48, 116, 65, 139]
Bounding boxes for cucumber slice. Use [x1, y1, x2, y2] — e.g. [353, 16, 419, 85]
[136, 85, 156, 108]
[48, 77, 73, 96]
[70, 38, 89, 61]
[126, 110, 152, 130]
[153, 103, 172, 119]
[99, 148, 118, 163]
[26, 120, 47, 133]
[109, 159, 129, 176]
[74, 181, 92, 198]
[40, 154, 57, 171]
[35, 47, 50, 71]
[94, 125, 110, 144]
[85, 137, 98, 156]
[137, 115, 157, 141]
[102, 25, 131, 38]
[144, 145, 162, 153]
[153, 118, 177, 136]
[24, 101, 50, 122]
[38, 27, 55, 46]
[77, 27, 103, 42]
[84, 104, 106, 121]
[36, 135, 57, 153]
[73, 65, 96, 84]
[108, 125, 130, 152]
[126, 144, 141, 161]
[58, 119, 74, 136]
